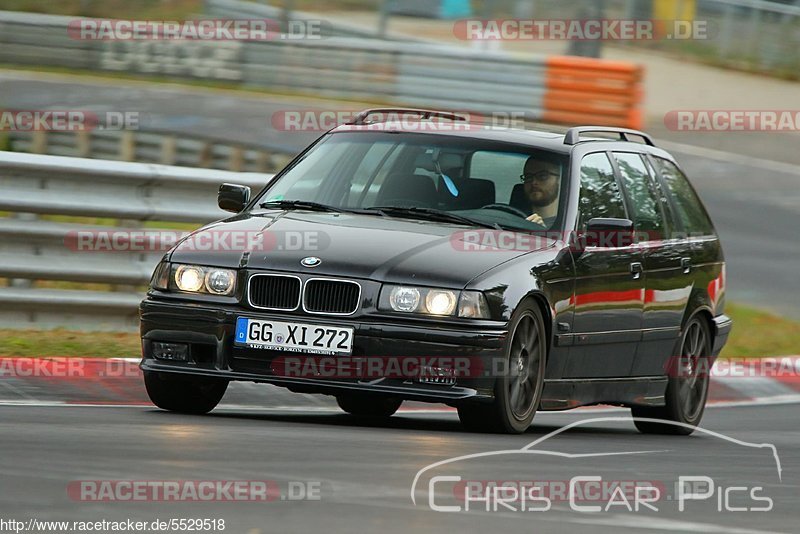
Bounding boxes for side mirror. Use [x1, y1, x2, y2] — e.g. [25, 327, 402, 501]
[583, 218, 635, 248]
[218, 183, 251, 213]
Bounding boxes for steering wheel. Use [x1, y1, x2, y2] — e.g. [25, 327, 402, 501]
[480, 203, 530, 219]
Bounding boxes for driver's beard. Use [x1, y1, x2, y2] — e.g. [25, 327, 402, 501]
[529, 186, 558, 208]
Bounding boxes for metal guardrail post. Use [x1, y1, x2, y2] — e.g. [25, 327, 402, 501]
[160, 136, 177, 166]
[229, 146, 244, 172]
[198, 141, 213, 168]
[31, 130, 47, 154]
[8, 212, 37, 290]
[120, 131, 136, 161]
[76, 130, 91, 158]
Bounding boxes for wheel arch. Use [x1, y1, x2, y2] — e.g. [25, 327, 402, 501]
[684, 305, 715, 337]
[519, 291, 553, 359]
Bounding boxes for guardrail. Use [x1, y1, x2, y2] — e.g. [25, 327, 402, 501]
[6, 129, 293, 172]
[0, 9, 644, 128]
[203, 0, 412, 41]
[0, 151, 274, 332]
[542, 0, 800, 78]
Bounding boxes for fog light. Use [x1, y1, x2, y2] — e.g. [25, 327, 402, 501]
[152, 342, 189, 361]
[418, 365, 456, 386]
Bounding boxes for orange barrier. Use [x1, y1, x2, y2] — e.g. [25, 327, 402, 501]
[543, 56, 644, 130]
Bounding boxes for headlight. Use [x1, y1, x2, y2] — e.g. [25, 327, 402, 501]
[175, 265, 204, 292]
[426, 290, 457, 315]
[205, 269, 235, 294]
[388, 286, 421, 312]
[379, 286, 490, 318]
[150, 263, 237, 296]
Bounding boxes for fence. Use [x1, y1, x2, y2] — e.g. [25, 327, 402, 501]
[0, 151, 274, 332]
[0, 8, 644, 128]
[6, 129, 294, 172]
[209, 0, 800, 79]
[504, 0, 800, 78]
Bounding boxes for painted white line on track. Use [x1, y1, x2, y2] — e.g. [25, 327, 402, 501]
[571, 513, 783, 534]
[658, 139, 800, 176]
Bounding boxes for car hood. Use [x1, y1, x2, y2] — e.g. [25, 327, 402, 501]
[169, 210, 556, 287]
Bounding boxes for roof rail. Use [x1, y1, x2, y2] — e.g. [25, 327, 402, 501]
[347, 108, 469, 126]
[564, 126, 655, 146]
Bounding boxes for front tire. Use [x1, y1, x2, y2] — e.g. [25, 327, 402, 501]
[458, 301, 546, 434]
[336, 394, 402, 417]
[144, 371, 228, 414]
[632, 316, 711, 435]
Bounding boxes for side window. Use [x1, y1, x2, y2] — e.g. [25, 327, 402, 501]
[652, 157, 715, 236]
[578, 152, 626, 229]
[613, 152, 665, 240]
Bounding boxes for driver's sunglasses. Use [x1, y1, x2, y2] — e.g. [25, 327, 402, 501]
[520, 170, 559, 183]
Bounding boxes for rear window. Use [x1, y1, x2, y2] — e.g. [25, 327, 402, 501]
[613, 152, 666, 240]
[652, 157, 715, 236]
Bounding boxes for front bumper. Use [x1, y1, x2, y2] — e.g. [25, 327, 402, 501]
[139, 298, 507, 403]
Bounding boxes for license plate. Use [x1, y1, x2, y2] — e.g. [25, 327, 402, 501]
[234, 318, 354, 356]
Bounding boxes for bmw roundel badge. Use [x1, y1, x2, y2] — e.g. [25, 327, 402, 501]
[300, 256, 322, 268]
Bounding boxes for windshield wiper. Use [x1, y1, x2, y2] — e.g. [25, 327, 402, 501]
[367, 206, 500, 230]
[259, 200, 345, 213]
[259, 200, 390, 218]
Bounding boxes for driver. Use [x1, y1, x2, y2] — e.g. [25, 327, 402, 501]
[521, 157, 561, 226]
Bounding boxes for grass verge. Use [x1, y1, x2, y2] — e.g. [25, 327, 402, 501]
[0, 302, 796, 358]
[721, 303, 800, 359]
[0, 329, 140, 358]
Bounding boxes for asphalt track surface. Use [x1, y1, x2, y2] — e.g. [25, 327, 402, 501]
[0, 402, 796, 533]
[3, 71, 799, 319]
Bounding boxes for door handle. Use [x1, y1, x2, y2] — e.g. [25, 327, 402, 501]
[630, 262, 643, 280]
[681, 257, 691, 274]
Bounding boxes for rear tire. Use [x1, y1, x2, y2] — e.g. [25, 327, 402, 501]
[336, 394, 402, 417]
[144, 371, 228, 415]
[632, 315, 711, 435]
[458, 301, 546, 434]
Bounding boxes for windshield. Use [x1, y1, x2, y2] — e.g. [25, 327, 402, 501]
[256, 131, 570, 231]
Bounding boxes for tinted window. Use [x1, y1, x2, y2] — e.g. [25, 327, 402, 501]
[578, 152, 626, 229]
[347, 141, 401, 206]
[652, 157, 714, 236]
[259, 132, 570, 231]
[613, 152, 665, 239]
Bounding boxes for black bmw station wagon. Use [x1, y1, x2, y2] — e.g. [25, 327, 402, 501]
[140, 109, 732, 434]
